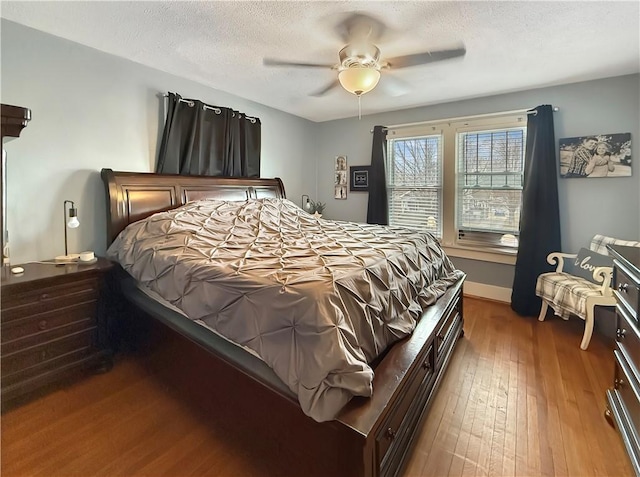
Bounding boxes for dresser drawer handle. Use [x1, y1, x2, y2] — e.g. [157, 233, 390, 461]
[40, 293, 50, 301]
[617, 283, 629, 293]
[422, 360, 431, 371]
[40, 350, 48, 361]
[38, 320, 48, 331]
[614, 378, 625, 389]
[386, 427, 397, 440]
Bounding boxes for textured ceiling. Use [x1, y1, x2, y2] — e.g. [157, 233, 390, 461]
[2, 1, 639, 122]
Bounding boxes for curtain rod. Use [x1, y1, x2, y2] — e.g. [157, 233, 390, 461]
[371, 106, 559, 132]
[161, 93, 258, 123]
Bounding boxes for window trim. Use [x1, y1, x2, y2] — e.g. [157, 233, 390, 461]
[443, 244, 517, 265]
[386, 112, 527, 265]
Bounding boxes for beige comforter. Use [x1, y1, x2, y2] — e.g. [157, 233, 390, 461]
[107, 198, 463, 421]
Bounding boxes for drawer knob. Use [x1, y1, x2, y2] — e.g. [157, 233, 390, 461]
[386, 427, 396, 440]
[40, 350, 48, 361]
[40, 293, 50, 301]
[614, 378, 625, 389]
[422, 360, 431, 371]
[616, 328, 626, 340]
[38, 320, 48, 331]
[617, 283, 629, 293]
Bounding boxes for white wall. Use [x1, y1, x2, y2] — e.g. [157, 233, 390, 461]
[1, 20, 317, 263]
[315, 74, 640, 289]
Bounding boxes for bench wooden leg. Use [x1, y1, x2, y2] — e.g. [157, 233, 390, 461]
[538, 300, 549, 322]
[580, 306, 595, 350]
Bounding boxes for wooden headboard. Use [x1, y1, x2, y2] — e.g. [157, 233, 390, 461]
[101, 169, 286, 245]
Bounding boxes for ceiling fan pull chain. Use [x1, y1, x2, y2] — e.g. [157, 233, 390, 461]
[358, 94, 362, 120]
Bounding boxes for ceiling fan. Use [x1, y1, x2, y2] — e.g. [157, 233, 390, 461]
[263, 12, 466, 98]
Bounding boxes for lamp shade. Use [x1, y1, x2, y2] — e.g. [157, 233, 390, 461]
[338, 67, 381, 96]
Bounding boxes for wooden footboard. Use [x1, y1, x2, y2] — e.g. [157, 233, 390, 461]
[340, 277, 464, 477]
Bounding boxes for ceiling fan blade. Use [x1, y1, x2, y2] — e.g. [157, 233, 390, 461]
[386, 47, 466, 69]
[310, 79, 340, 97]
[378, 72, 410, 97]
[335, 12, 386, 43]
[263, 58, 334, 68]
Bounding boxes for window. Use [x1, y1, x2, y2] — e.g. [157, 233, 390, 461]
[456, 127, 526, 247]
[386, 113, 527, 262]
[387, 134, 442, 237]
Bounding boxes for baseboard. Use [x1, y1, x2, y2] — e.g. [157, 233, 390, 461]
[464, 281, 512, 303]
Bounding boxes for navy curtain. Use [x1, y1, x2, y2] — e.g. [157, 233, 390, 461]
[511, 105, 561, 316]
[156, 92, 261, 177]
[367, 125, 388, 225]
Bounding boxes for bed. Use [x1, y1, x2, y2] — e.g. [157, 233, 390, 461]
[101, 168, 466, 477]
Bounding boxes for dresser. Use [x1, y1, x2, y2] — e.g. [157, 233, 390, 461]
[606, 245, 640, 476]
[1, 259, 113, 410]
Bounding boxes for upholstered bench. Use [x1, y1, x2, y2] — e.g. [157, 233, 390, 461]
[536, 235, 640, 350]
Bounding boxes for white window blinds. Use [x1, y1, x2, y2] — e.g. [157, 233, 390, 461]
[456, 127, 526, 247]
[387, 135, 442, 237]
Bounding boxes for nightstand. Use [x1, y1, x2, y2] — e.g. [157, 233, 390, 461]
[1, 258, 114, 410]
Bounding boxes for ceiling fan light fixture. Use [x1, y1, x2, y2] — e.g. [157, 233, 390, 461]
[338, 66, 380, 96]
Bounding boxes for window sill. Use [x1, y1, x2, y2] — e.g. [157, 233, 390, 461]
[442, 243, 517, 265]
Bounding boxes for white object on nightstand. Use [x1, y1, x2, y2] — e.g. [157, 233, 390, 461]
[55, 254, 80, 263]
[79, 251, 95, 262]
[10, 266, 24, 274]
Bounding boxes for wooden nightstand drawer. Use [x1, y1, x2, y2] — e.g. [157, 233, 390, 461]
[1, 347, 98, 390]
[1, 328, 96, 376]
[1, 301, 97, 343]
[2, 318, 96, 355]
[1, 278, 99, 323]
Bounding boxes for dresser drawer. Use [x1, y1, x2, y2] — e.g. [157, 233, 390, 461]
[435, 298, 461, 363]
[1, 278, 99, 322]
[1, 328, 96, 376]
[1, 301, 97, 343]
[376, 343, 435, 472]
[613, 350, 640, 449]
[618, 303, 640, 382]
[614, 264, 640, 322]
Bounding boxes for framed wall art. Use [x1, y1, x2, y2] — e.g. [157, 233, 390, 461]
[334, 185, 347, 199]
[334, 155, 347, 199]
[559, 132, 631, 178]
[349, 165, 370, 191]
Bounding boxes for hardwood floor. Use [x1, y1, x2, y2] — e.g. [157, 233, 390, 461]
[1, 297, 633, 477]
